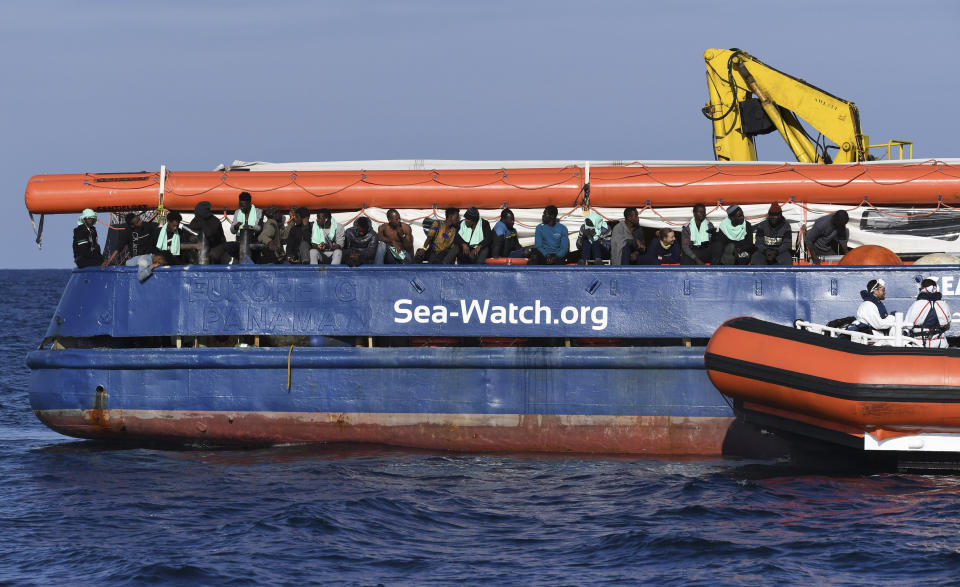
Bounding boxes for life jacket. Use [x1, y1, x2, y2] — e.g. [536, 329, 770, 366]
[848, 291, 889, 334]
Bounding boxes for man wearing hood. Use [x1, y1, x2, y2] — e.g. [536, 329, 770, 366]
[188, 201, 229, 264]
[751, 203, 793, 265]
[456, 207, 493, 264]
[905, 278, 952, 348]
[343, 216, 379, 267]
[805, 210, 850, 264]
[711, 204, 755, 265]
[73, 208, 104, 268]
[850, 278, 899, 343]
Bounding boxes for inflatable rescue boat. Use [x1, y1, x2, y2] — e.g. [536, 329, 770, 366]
[705, 317, 960, 453]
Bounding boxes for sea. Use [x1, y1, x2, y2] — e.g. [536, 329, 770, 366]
[3, 269, 960, 585]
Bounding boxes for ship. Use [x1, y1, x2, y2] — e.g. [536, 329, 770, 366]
[24, 49, 960, 454]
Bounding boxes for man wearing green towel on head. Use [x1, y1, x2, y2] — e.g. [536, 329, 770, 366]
[73, 208, 104, 268]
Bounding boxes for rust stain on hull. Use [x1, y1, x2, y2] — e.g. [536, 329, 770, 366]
[35, 409, 736, 455]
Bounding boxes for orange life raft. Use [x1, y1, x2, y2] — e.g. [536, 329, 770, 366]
[24, 161, 960, 214]
[705, 317, 960, 449]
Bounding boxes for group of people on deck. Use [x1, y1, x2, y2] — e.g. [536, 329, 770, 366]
[850, 277, 952, 348]
[75, 192, 852, 269]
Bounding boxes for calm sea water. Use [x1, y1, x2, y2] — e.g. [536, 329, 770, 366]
[3, 269, 960, 585]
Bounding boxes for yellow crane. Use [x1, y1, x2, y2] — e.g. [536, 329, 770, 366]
[702, 48, 908, 164]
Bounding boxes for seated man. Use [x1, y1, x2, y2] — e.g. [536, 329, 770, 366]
[154, 211, 188, 265]
[805, 210, 850, 264]
[905, 278, 952, 348]
[101, 213, 159, 269]
[311, 208, 344, 265]
[187, 201, 230, 264]
[577, 208, 610, 264]
[73, 208, 104, 268]
[751, 203, 792, 265]
[711, 204, 755, 265]
[375, 209, 414, 264]
[282, 207, 313, 263]
[610, 207, 645, 265]
[642, 227, 681, 264]
[529, 205, 569, 265]
[491, 208, 522, 258]
[680, 203, 714, 265]
[343, 216, 379, 267]
[257, 206, 285, 264]
[456, 207, 493, 264]
[228, 191, 263, 263]
[416, 208, 460, 264]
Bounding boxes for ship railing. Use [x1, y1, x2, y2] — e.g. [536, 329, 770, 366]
[794, 315, 924, 347]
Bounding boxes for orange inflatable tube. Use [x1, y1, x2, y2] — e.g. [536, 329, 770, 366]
[24, 162, 960, 214]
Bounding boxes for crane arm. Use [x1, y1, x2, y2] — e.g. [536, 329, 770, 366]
[703, 48, 866, 164]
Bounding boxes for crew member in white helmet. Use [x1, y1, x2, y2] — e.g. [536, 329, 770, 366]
[904, 278, 952, 348]
[850, 278, 898, 344]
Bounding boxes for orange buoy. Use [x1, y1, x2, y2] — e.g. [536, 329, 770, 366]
[838, 245, 902, 265]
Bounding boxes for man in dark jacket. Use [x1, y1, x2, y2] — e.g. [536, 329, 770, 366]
[642, 227, 682, 264]
[343, 217, 379, 266]
[101, 213, 159, 268]
[751, 203, 793, 265]
[282, 207, 313, 263]
[73, 209, 103, 268]
[187, 201, 230, 264]
[711, 204, 755, 265]
[491, 208, 522, 258]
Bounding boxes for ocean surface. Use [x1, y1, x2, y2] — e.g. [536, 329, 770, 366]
[3, 269, 960, 585]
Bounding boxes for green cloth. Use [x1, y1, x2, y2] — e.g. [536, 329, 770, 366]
[688, 218, 710, 246]
[312, 215, 339, 244]
[235, 204, 258, 228]
[584, 211, 607, 243]
[719, 218, 746, 241]
[458, 219, 484, 247]
[77, 208, 96, 226]
[156, 227, 180, 256]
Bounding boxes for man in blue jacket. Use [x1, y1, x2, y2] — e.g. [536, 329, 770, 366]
[529, 205, 569, 265]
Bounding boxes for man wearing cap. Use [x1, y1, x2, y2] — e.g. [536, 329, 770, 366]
[710, 204, 754, 265]
[73, 208, 104, 268]
[805, 210, 850, 264]
[751, 203, 793, 265]
[905, 279, 952, 348]
[456, 207, 493, 264]
[530, 205, 569, 265]
[850, 278, 898, 342]
[188, 201, 230, 264]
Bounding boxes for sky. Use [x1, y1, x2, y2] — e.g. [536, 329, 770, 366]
[2, 0, 958, 268]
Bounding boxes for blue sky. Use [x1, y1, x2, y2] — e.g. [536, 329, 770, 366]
[2, 0, 957, 268]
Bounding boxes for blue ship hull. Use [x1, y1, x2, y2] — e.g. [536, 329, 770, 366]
[27, 264, 960, 454]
